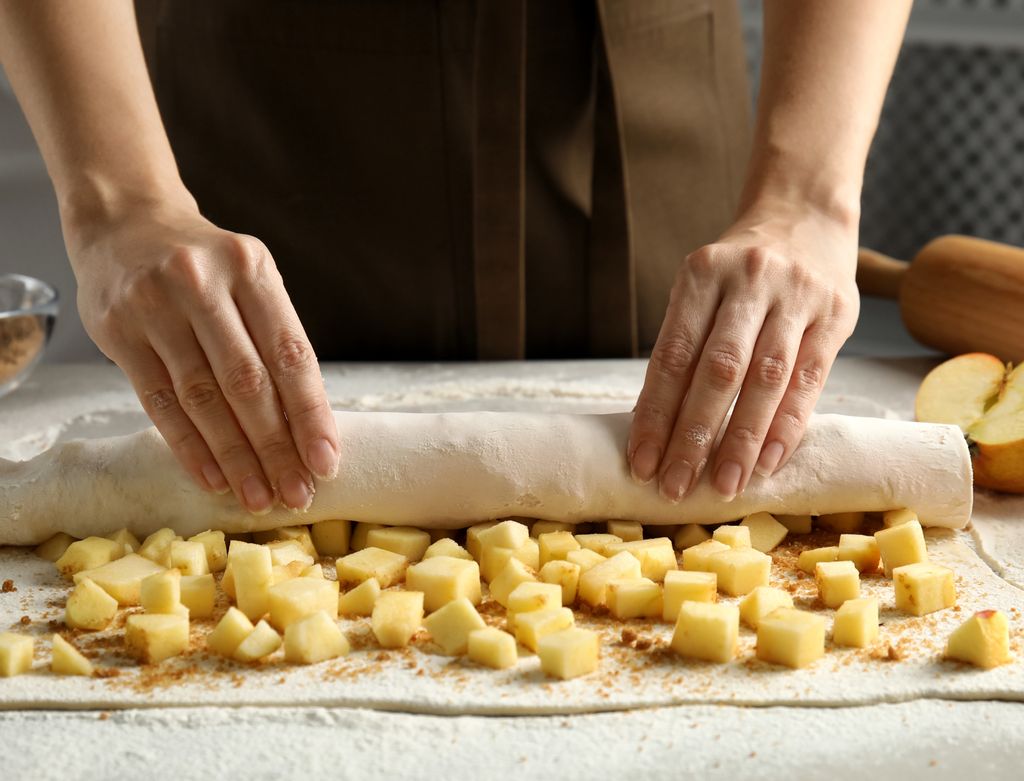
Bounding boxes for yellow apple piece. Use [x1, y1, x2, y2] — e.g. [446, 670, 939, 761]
[476, 520, 530, 552]
[50, 634, 93, 677]
[423, 597, 487, 655]
[776, 514, 813, 535]
[303, 563, 324, 579]
[537, 627, 599, 680]
[335, 546, 408, 588]
[405, 556, 482, 612]
[832, 597, 879, 648]
[229, 541, 273, 621]
[707, 548, 771, 597]
[607, 577, 663, 620]
[530, 521, 574, 538]
[35, 532, 77, 562]
[893, 562, 956, 616]
[206, 607, 255, 658]
[874, 520, 929, 577]
[73, 553, 166, 606]
[606, 520, 643, 541]
[507, 581, 563, 617]
[837, 534, 881, 573]
[538, 531, 581, 566]
[168, 541, 209, 577]
[283, 610, 349, 665]
[179, 574, 216, 619]
[254, 525, 316, 558]
[186, 530, 228, 572]
[739, 586, 794, 630]
[480, 539, 539, 582]
[670, 602, 739, 664]
[309, 519, 351, 557]
[266, 540, 315, 569]
[0, 632, 34, 677]
[141, 568, 182, 614]
[465, 521, 498, 560]
[756, 608, 826, 669]
[107, 528, 141, 553]
[882, 508, 918, 528]
[366, 527, 432, 563]
[64, 577, 118, 631]
[271, 561, 307, 586]
[56, 536, 125, 578]
[740, 512, 789, 553]
[604, 538, 677, 581]
[945, 609, 1012, 669]
[125, 613, 190, 664]
[138, 528, 182, 568]
[662, 570, 717, 622]
[372, 591, 424, 649]
[488, 557, 537, 608]
[268, 577, 340, 631]
[673, 524, 711, 551]
[818, 512, 865, 534]
[574, 533, 622, 555]
[712, 525, 751, 549]
[815, 560, 860, 609]
[681, 539, 730, 572]
[467, 627, 518, 670]
[514, 607, 574, 652]
[797, 546, 839, 575]
[539, 560, 581, 606]
[578, 551, 642, 607]
[423, 538, 473, 561]
[233, 619, 282, 663]
[350, 522, 385, 553]
[338, 578, 381, 617]
[565, 548, 606, 573]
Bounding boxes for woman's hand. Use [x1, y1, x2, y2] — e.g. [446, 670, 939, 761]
[67, 198, 339, 514]
[628, 201, 860, 503]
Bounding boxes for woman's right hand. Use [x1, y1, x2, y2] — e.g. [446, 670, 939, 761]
[66, 197, 339, 514]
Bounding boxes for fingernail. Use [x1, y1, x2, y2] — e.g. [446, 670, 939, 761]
[630, 442, 661, 484]
[308, 438, 338, 480]
[660, 461, 694, 504]
[242, 474, 274, 514]
[714, 460, 743, 501]
[279, 470, 314, 511]
[201, 463, 230, 494]
[755, 441, 785, 477]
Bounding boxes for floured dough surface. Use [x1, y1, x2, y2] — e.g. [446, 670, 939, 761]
[0, 529, 1021, 714]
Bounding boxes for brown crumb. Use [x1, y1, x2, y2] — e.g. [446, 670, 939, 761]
[98, 712, 110, 721]
[93, 668, 121, 679]
[1, 579, 15, 593]
[19, 615, 30, 625]
[620, 629, 638, 646]
[635, 638, 653, 651]
[886, 644, 904, 662]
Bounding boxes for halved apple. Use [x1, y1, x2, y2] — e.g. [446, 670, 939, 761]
[915, 353, 1024, 493]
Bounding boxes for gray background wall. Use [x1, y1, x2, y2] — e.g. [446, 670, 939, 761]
[1, 0, 1022, 363]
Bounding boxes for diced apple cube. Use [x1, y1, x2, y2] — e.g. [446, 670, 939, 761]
[607, 578, 663, 620]
[169, 541, 209, 576]
[574, 533, 622, 555]
[663, 571, 717, 622]
[309, 519, 351, 557]
[268, 577, 340, 631]
[538, 531, 581, 566]
[740, 512, 788, 553]
[465, 522, 499, 560]
[815, 560, 860, 609]
[138, 528, 182, 568]
[488, 558, 537, 608]
[578, 551, 642, 607]
[405, 556, 482, 613]
[187, 530, 228, 572]
[338, 578, 381, 617]
[73, 554, 166, 605]
[539, 560, 580, 606]
[229, 541, 273, 621]
[107, 528, 141, 553]
[480, 539, 539, 582]
[893, 562, 956, 616]
[64, 577, 118, 631]
[818, 512, 865, 534]
[233, 619, 282, 663]
[797, 546, 839, 575]
[739, 586, 794, 630]
[883, 508, 917, 528]
[673, 524, 711, 551]
[179, 574, 216, 619]
[35, 532, 77, 562]
[604, 538, 677, 581]
[283, 610, 349, 664]
[945, 610, 1012, 669]
[565, 548, 606, 573]
[838, 534, 881, 573]
[756, 608, 826, 668]
[776, 514, 813, 535]
[681, 539, 730, 572]
[266, 541, 313, 569]
[606, 520, 642, 541]
[56, 536, 125, 578]
[537, 627, 599, 679]
[476, 520, 530, 551]
[125, 613, 190, 664]
[303, 563, 324, 579]
[423, 538, 474, 561]
[254, 526, 316, 558]
[221, 562, 236, 600]
[875, 520, 929, 577]
[707, 548, 771, 597]
[206, 607, 255, 657]
[350, 522, 384, 552]
[335, 546, 408, 588]
[372, 591, 424, 649]
[50, 634, 93, 676]
[832, 597, 879, 648]
[468, 627, 518, 669]
[141, 568, 182, 614]
[508, 582, 563, 616]
[366, 527, 432, 562]
[515, 607, 574, 652]
[712, 525, 751, 549]
[670, 602, 739, 664]
[423, 597, 486, 655]
[0, 632, 33, 677]
[530, 521, 574, 538]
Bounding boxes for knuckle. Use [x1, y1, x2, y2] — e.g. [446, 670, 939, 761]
[271, 331, 315, 377]
[682, 246, 716, 277]
[227, 234, 270, 279]
[141, 387, 179, 417]
[650, 337, 698, 379]
[775, 408, 806, 434]
[164, 247, 208, 292]
[741, 246, 772, 278]
[754, 353, 789, 387]
[216, 439, 255, 468]
[727, 424, 762, 447]
[255, 434, 297, 465]
[179, 378, 221, 414]
[705, 345, 745, 387]
[223, 360, 271, 401]
[794, 362, 826, 393]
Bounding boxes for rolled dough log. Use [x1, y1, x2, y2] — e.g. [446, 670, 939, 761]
[0, 412, 972, 545]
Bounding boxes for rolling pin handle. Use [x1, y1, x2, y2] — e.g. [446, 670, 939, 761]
[856, 248, 908, 300]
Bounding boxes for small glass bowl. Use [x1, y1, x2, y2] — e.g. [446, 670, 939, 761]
[0, 274, 59, 399]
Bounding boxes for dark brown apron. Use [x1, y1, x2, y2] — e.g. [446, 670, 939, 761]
[137, 0, 750, 360]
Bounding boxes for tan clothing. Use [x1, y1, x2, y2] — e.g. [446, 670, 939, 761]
[138, 0, 750, 360]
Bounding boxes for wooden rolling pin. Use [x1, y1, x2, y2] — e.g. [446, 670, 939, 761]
[856, 235, 1024, 363]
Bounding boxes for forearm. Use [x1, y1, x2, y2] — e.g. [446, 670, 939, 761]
[740, 0, 912, 227]
[0, 0, 193, 234]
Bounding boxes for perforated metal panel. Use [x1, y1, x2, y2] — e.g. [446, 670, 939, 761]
[739, 0, 1024, 259]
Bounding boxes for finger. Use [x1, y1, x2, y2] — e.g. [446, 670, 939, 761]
[232, 238, 339, 480]
[628, 265, 719, 484]
[189, 299, 315, 511]
[148, 323, 276, 514]
[122, 345, 229, 494]
[756, 320, 840, 477]
[658, 297, 766, 502]
[709, 310, 806, 499]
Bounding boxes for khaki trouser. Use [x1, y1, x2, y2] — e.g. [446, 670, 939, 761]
[138, 0, 751, 360]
